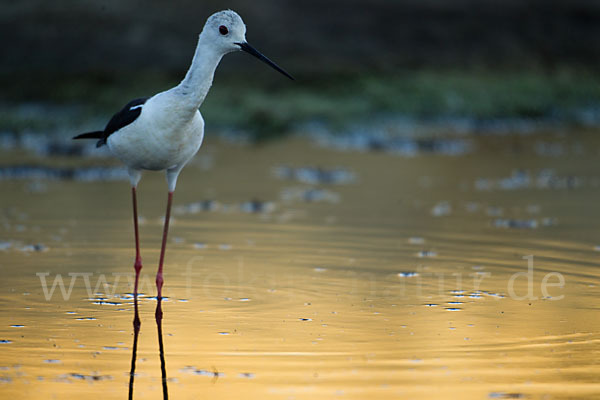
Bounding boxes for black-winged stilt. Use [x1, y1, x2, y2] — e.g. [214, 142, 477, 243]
[73, 10, 293, 299]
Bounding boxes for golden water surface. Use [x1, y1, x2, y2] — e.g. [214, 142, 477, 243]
[1, 134, 600, 399]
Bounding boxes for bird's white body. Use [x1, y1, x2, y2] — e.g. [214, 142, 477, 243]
[107, 91, 205, 186]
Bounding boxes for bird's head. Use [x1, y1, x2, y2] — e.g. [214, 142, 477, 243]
[204, 10, 247, 54]
[203, 10, 294, 80]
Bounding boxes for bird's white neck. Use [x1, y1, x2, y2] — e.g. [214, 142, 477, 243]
[175, 33, 224, 109]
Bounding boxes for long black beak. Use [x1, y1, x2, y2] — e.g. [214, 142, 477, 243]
[236, 42, 294, 80]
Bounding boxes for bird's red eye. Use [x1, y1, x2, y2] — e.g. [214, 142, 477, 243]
[219, 25, 228, 35]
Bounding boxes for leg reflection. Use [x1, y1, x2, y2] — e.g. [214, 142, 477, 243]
[156, 297, 169, 400]
[128, 295, 141, 400]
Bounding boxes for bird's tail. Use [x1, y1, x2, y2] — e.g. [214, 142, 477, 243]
[72, 131, 106, 148]
[73, 131, 103, 140]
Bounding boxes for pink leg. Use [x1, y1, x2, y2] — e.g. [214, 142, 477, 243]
[132, 187, 143, 297]
[156, 191, 174, 299]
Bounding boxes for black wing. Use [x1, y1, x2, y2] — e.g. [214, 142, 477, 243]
[98, 97, 149, 147]
[74, 97, 149, 147]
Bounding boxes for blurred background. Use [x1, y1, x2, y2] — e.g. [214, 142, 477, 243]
[1, 0, 600, 141]
[4, 4, 600, 398]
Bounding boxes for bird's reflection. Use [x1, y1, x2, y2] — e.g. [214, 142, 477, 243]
[128, 295, 141, 400]
[128, 295, 169, 400]
[156, 297, 169, 399]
